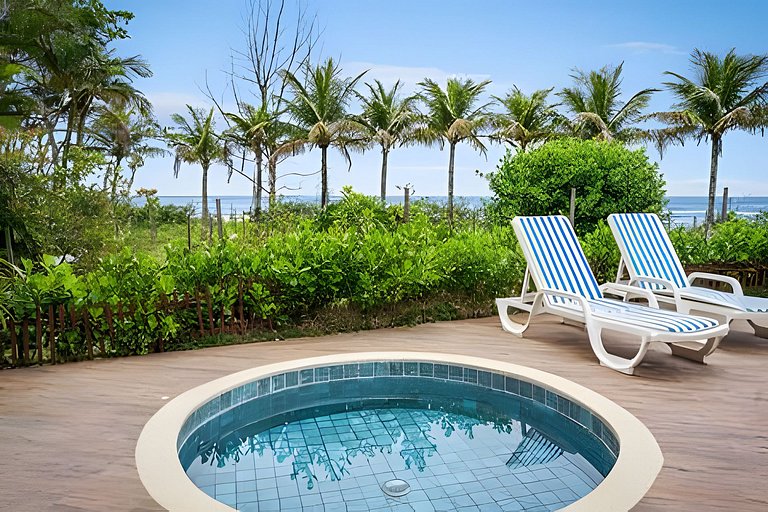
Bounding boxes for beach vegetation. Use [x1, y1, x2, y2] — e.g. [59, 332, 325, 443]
[487, 138, 666, 234]
[648, 49, 768, 228]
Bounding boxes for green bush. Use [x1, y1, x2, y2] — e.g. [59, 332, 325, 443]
[487, 138, 666, 234]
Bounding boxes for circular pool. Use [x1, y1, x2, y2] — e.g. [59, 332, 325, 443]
[136, 353, 662, 511]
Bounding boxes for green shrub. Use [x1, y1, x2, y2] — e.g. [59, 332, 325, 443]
[487, 138, 666, 234]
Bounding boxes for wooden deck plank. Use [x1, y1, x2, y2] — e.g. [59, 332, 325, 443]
[1, 316, 766, 511]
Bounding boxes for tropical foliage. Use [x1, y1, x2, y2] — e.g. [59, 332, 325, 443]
[559, 63, 656, 142]
[649, 49, 768, 227]
[415, 77, 492, 223]
[165, 106, 225, 239]
[356, 80, 417, 201]
[491, 87, 562, 152]
[487, 138, 666, 234]
[281, 58, 367, 208]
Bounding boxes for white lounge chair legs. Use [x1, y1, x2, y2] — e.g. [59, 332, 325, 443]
[747, 320, 768, 339]
[668, 337, 723, 363]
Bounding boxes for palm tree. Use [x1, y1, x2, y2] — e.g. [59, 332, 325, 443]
[491, 86, 563, 152]
[650, 49, 768, 227]
[223, 103, 305, 213]
[356, 80, 417, 202]
[165, 106, 224, 239]
[281, 58, 367, 208]
[416, 77, 492, 224]
[89, 104, 166, 202]
[558, 63, 656, 142]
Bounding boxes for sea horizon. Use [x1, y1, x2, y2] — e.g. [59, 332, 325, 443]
[133, 194, 768, 227]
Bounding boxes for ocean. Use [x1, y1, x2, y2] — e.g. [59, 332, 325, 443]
[134, 195, 768, 227]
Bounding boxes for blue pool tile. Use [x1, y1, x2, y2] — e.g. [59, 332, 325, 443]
[300, 369, 314, 385]
[314, 366, 329, 382]
[419, 362, 434, 377]
[285, 371, 299, 388]
[449, 365, 464, 381]
[492, 373, 505, 391]
[389, 362, 403, 376]
[433, 364, 449, 379]
[374, 362, 389, 376]
[404, 362, 419, 376]
[505, 377, 520, 395]
[477, 370, 491, 388]
[329, 365, 344, 380]
[464, 368, 478, 384]
[257, 378, 271, 396]
[519, 380, 532, 398]
[272, 374, 285, 392]
[359, 362, 374, 377]
[344, 364, 360, 379]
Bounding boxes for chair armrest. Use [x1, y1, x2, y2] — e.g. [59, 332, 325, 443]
[687, 272, 744, 296]
[599, 282, 660, 309]
[538, 288, 592, 320]
[628, 275, 684, 309]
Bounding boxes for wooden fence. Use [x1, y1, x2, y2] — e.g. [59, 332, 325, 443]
[2, 282, 271, 368]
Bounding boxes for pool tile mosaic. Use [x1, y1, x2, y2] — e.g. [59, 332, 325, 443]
[179, 360, 619, 511]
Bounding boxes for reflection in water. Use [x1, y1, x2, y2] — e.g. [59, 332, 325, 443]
[193, 407, 524, 490]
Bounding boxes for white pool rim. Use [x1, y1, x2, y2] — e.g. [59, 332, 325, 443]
[136, 352, 662, 511]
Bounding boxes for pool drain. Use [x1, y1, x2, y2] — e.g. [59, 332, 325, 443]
[381, 479, 411, 497]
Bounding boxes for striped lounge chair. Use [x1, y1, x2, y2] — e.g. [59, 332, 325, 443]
[496, 215, 728, 375]
[608, 212, 768, 339]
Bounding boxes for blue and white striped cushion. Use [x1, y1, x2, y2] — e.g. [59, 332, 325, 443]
[609, 213, 688, 289]
[517, 216, 603, 303]
[589, 299, 718, 333]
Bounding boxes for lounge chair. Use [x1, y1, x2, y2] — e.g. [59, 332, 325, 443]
[608, 212, 768, 338]
[496, 215, 728, 375]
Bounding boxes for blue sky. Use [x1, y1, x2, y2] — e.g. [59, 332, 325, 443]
[108, 0, 768, 198]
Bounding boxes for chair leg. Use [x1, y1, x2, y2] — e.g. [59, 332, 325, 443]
[747, 320, 768, 339]
[496, 295, 545, 337]
[669, 335, 723, 363]
[586, 324, 650, 376]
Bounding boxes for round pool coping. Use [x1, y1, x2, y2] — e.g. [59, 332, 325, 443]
[136, 352, 663, 511]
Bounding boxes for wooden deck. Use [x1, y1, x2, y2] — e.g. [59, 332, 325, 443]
[1, 316, 766, 511]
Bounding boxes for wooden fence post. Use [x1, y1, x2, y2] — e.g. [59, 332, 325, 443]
[216, 198, 223, 239]
[48, 305, 55, 364]
[403, 186, 410, 223]
[35, 305, 43, 363]
[9, 318, 18, 365]
[569, 187, 576, 226]
[82, 310, 94, 359]
[187, 214, 192, 250]
[721, 187, 729, 223]
[22, 318, 29, 363]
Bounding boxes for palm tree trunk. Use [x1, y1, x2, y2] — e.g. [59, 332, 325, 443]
[380, 147, 389, 203]
[268, 157, 277, 209]
[201, 164, 209, 240]
[321, 145, 328, 209]
[447, 142, 456, 225]
[253, 149, 263, 215]
[705, 134, 720, 229]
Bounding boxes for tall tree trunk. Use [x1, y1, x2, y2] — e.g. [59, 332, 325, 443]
[268, 157, 277, 209]
[380, 146, 389, 203]
[321, 145, 328, 209]
[110, 156, 123, 205]
[75, 97, 92, 146]
[201, 164, 209, 240]
[447, 142, 456, 225]
[253, 149, 263, 215]
[61, 103, 77, 170]
[705, 134, 720, 229]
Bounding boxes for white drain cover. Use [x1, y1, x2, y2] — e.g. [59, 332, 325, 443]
[381, 479, 411, 497]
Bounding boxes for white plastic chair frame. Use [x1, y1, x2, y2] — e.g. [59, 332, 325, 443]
[608, 213, 768, 339]
[497, 216, 729, 375]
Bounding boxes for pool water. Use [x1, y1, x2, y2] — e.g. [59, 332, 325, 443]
[181, 368, 616, 512]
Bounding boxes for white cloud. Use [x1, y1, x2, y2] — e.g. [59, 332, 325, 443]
[606, 42, 686, 55]
[344, 61, 492, 93]
[146, 91, 211, 118]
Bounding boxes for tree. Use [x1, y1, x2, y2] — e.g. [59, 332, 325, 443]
[356, 79, 417, 202]
[487, 138, 666, 235]
[165, 106, 224, 240]
[223, 103, 305, 213]
[416, 77, 492, 224]
[217, 0, 318, 211]
[491, 86, 563, 152]
[89, 103, 166, 201]
[650, 49, 768, 227]
[558, 63, 656, 142]
[281, 58, 366, 208]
